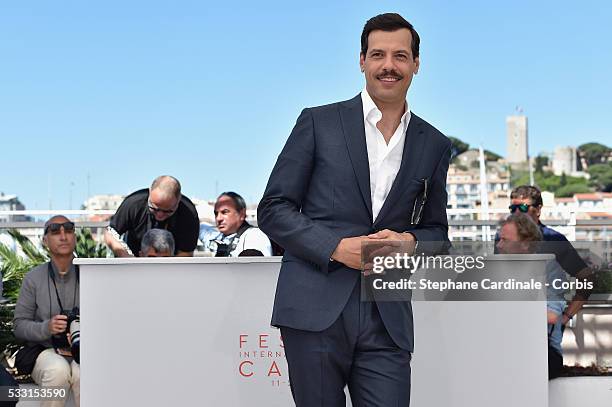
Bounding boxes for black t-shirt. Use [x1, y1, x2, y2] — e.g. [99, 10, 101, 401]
[109, 189, 200, 256]
[538, 224, 588, 277]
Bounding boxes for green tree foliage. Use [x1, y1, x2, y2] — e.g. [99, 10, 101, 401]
[555, 183, 592, 197]
[0, 231, 47, 302]
[484, 150, 502, 161]
[513, 171, 592, 196]
[578, 143, 611, 167]
[593, 270, 612, 294]
[588, 162, 612, 192]
[448, 136, 469, 161]
[534, 155, 549, 172]
[510, 169, 528, 186]
[76, 228, 108, 258]
[448, 136, 501, 163]
[0, 305, 19, 355]
[0, 231, 48, 354]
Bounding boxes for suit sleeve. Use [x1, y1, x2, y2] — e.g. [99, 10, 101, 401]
[409, 139, 452, 247]
[258, 108, 342, 272]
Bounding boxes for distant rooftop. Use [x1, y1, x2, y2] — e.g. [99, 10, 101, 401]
[575, 193, 603, 201]
[0, 192, 18, 202]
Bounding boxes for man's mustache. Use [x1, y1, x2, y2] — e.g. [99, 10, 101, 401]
[376, 69, 404, 80]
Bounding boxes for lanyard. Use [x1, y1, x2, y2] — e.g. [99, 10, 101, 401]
[47, 262, 79, 312]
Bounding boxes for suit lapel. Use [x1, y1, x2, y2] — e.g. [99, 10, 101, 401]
[339, 95, 373, 221]
[373, 114, 425, 228]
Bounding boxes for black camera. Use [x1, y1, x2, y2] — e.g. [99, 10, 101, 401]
[52, 307, 80, 363]
[214, 240, 232, 257]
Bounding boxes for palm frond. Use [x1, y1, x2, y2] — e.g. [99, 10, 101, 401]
[75, 228, 108, 258]
[0, 234, 46, 301]
[0, 231, 48, 354]
[7, 229, 47, 263]
[0, 242, 20, 267]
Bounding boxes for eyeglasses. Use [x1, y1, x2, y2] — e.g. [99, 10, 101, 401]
[148, 199, 178, 215]
[509, 203, 535, 213]
[411, 178, 428, 225]
[44, 221, 75, 235]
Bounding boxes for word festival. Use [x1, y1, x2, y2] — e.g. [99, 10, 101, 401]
[238, 333, 286, 381]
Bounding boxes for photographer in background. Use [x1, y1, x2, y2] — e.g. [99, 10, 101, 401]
[503, 185, 593, 324]
[105, 175, 199, 257]
[201, 192, 272, 257]
[497, 213, 569, 379]
[13, 215, 80, 407]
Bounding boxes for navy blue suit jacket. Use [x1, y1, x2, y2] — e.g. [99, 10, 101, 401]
[258, 94, 451, 351]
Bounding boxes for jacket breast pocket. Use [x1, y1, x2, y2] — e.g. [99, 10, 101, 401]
[394, 178, 427, 220]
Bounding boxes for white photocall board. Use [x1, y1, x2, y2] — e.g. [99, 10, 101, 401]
[76, 255, 551, 407]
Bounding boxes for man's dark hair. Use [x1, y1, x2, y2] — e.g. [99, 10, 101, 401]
[511, 185, 543, 207]
[361, 13, 420, 59]
[238, 249, 264, 257]
[219, 191, 247, 212]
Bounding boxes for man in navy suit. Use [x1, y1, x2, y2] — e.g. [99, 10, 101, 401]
[258, 13, 451, 406]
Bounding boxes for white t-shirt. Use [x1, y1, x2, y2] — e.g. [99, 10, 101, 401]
[228, 227, 273, 257]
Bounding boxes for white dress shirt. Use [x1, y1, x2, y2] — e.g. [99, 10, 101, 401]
[361, 89, 411, 222]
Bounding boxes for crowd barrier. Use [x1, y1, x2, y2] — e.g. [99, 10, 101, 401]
[76, 255, 551, 407]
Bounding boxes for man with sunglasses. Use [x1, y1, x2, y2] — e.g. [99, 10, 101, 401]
[13, 215, 80, 406]
[104, 175, 199, 257]
[496, 213, 569, 379]
[504, 185, 593, 328]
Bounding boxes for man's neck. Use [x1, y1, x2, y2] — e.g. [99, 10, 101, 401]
[377, 104, 406, 144]
[52, 255, 74, 275]
[368, 88, 406, 117]
[368, 91, 407, 143]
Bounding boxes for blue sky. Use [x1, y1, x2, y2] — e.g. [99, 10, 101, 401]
[1, 1, 610, 210]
